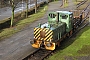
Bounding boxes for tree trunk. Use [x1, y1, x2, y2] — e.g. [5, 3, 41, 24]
[63, 0, 64, 6]
[76, 0, 77, 2]
[26, 0, 28, 18]
[35, 0, 37, 13]
[11, 0, 14, 27]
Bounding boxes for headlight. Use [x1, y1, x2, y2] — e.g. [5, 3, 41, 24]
[46, 43, 52, 47]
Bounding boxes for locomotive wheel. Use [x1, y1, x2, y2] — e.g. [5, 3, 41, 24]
[63, 34, 66, 39]
[67, 33, 69, 37]
[70, 30, 73, 36]
[57, 41, 60, 47]
[57, 38, 63, 47]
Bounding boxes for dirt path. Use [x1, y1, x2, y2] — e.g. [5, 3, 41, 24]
[0, 0, 76, 60]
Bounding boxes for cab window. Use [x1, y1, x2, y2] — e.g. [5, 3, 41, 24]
[61, 14, 68, 19]
[49, 13, 56, 18]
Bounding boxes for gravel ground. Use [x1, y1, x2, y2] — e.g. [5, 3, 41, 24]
[0, 0, 89, 60]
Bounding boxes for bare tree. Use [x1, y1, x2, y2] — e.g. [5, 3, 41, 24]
[26, 0, 28, 18]
[9, 0, 15, 27]
[9, 0, 22, 27]
[63, 0, 65, 6]
[76, 0, 77, 2]
[62, 0, 67, 7]
[35, 0, 37, 13]
[0, 0, 9, 8]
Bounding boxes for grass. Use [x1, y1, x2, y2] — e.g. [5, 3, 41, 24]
[73, 0, 79, 5]
[64, 2, 68, 8]
[0, 5, 48, 40]
[73, 0, 83, 5]
[62, 1, 68, 8]
[48, 26, 90, 60]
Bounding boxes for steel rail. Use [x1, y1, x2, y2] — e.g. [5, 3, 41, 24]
[76, 0, 88, 8]
[22, 49, 53, 60]
[80, 3, 90, 14]
[80, 3, 90, 25]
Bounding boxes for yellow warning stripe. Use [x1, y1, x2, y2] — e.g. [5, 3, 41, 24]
[34, 31, 40, 37]
[34, 28, 53, 40]
[34, 28, 37, 31]
[34, 28, 40, 35]
[44, 35, 52, 41]
[45, 35, 52, 41]
[35, 28, 44, 37]
[44, 32, 53, 40]
[40, 28, 43, 31]
[42, 29, 46, 32]
[45, 30, 52, 36]
[38, 37, 41, 40]
[35, 31, 40, 37]
[34, 28, 39, 34]
[35, 28, 44, 39]
[45, 29, 49, 33]
[46, 36, 53, 41]
[34, 28, 44, 39]
[36, 34, 40, 39]
[36, 28, 46, 40]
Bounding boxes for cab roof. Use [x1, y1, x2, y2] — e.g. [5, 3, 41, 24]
[56, 11, 72, 14]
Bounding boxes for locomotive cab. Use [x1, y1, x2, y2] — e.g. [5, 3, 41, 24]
[48, 11, 73, 32]
[56, 11, 73, 32]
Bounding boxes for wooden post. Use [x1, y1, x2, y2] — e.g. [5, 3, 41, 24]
[35, 0, 37, 13]
[66, 0, 68, 3]
[63, 0, 64, 6]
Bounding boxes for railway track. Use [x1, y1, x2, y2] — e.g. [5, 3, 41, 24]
[22, 2, 90, 60]
[81, 2, 90, 13]
[76, 0, 88, 8]
[80, 3, 90, 25]
[70, 3, 90, 38]
[69, 15, 89, 39]
[23, 49, 54, 60]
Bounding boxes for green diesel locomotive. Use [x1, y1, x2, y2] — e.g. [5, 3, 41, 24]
[30, 11, 81, 50]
